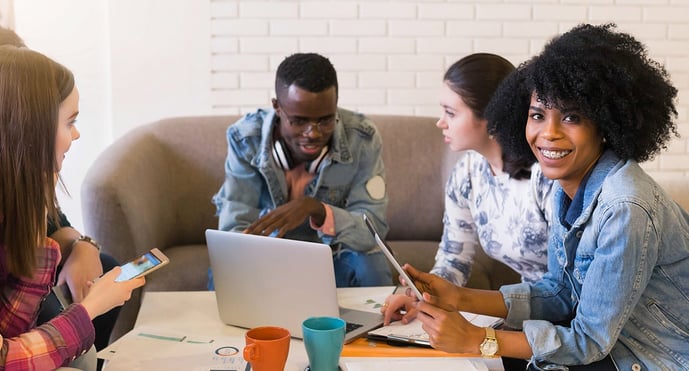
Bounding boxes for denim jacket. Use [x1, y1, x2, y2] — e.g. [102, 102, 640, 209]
[501, 150, 689, 370]
[212, 107, 388, 252]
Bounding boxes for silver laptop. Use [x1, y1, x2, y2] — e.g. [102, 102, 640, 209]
[205, 229, 385, 343]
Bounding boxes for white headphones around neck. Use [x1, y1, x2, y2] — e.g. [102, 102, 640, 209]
[272, 138, 329, 174]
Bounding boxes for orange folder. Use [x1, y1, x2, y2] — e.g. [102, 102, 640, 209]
[342, 337, 481, 358]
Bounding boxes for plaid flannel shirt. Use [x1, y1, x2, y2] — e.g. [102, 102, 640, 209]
[0, 237, 95, 370]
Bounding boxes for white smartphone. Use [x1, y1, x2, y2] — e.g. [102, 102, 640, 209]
[115, 248, 170, 282]
[363, 214, 424, 301]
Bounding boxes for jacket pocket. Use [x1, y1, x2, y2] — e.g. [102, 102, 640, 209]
[315, 185, 348, 207]
[573, 253, 594, 284]
[647, 301, 689, 339]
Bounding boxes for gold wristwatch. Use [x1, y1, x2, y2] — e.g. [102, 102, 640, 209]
[479, 327, 499, 358]
[73, 235, 101, 252]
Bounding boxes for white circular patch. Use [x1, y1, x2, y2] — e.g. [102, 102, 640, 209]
[366, 175, 386, 200]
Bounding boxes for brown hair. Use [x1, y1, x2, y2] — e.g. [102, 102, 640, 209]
[443, 53, 514, 120]
[0, 46, 74, 278]
[444, 53, 532, 179]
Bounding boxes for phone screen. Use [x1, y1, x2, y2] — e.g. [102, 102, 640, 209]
[115, 251, 163, 282]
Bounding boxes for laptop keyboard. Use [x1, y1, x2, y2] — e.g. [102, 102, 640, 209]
[346, 322, 363, 333]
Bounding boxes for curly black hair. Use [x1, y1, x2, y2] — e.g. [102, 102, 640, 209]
[275, 53, 338, 100]
[486, 23, 678, 163]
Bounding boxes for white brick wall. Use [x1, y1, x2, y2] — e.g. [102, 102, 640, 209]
[210, 0, 689, 175]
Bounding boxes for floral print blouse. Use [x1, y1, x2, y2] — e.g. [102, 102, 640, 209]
[430, 151, 554, 285]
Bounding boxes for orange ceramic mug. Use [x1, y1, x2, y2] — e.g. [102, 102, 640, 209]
[243, 326, 291, 371]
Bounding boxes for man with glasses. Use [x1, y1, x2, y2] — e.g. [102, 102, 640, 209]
[211, 53, 391, 288]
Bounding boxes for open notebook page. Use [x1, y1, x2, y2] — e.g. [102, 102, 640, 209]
[368, 312, 504, 345]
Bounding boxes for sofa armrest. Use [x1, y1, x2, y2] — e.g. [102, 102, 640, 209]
[81, 129, 178, 263]
[81, 116, 233, 342]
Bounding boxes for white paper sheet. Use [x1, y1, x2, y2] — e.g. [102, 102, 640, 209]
[337, 286, 395, 313]
[101, 326, 248, 371]
[344, 357, 489, 371]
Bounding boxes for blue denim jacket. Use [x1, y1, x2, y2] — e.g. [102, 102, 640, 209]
[212, 107, 388, 252]
[501, 150, 689, 370]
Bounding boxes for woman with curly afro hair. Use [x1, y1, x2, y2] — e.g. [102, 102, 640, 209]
[397, 24, 689, 370]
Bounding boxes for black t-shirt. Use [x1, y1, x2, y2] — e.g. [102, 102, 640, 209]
[47, 210, 70, 236]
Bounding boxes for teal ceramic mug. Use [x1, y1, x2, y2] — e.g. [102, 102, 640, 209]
[302, 316, 346, 371]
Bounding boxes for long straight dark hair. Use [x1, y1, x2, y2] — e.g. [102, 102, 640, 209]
[444, 53, 531, 179]
[0, 46, 74, 278]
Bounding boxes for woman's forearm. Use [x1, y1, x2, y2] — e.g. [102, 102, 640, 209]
[457, 287, 509, 318]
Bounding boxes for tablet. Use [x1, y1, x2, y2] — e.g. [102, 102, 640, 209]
[363, 214, 423, 301]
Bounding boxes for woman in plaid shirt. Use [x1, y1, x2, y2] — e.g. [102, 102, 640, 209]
[0, 46, 144, 370]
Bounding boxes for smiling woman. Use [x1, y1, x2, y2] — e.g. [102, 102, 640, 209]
[476, 23, 688, 370]
[524, 94, 604, 198]
[372, 22, 689, 371]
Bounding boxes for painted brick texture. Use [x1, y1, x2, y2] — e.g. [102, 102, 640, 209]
[210, 0, 689, 175]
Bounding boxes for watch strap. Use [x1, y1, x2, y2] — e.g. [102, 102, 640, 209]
[485, 327, 496, 340]
[73, 235, 101, 252]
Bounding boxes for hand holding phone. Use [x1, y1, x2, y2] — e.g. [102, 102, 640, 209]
[115, 248, 170, 282]
[80, 266, 147, 320]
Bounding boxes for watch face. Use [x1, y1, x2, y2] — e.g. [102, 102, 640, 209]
[485, 340, 498, 353]
[481, 339, 498, 356]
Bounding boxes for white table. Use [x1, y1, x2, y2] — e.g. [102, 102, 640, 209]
[102, 288, 503, 371]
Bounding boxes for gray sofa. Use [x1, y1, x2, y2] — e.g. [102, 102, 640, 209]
[81, 114, 689, 343]
[81, 114, 518, 341]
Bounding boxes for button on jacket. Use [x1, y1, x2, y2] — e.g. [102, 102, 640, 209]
[501, 150, 689, 370]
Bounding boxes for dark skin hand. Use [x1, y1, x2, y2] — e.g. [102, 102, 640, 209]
[401, 264, 532, 358]
[382, 266, 465, 325]
[414, 289, 531, 357]
[384, 266, 483, 353]
[403, 264, 461, 312]
[415, 292, 483, 354]
[243, 197, 326, 237]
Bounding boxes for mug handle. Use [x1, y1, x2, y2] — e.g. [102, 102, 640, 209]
[243, 343, 260, 362]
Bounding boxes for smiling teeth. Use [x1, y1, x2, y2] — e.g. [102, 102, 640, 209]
[540, 149, 571, 159]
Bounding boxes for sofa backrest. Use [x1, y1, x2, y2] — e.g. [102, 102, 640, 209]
[81, 114, 457, 262]
[369, 115, 460, 241]
[82, 116, 235, 262]
[83, 112, 688, 262]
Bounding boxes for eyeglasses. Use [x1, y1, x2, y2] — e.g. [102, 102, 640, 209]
[278, 107, 337, 134]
